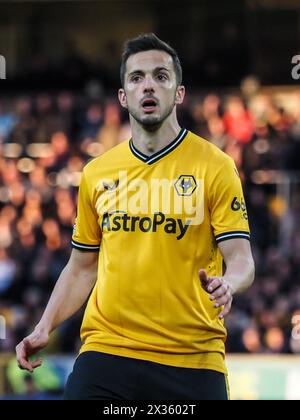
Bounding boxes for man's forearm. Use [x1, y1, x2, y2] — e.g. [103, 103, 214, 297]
[16, 250, 98, 373]
[223, 255, 255, 295]
[36, 257, 97, 334]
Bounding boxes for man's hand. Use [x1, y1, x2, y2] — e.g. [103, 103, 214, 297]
[199, 269, 233, 319]
[15, 328, 49, 373]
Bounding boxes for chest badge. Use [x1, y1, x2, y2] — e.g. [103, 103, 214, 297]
[174, 175, 197, 196]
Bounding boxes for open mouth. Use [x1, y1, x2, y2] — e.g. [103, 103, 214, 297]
[141, 98, 158, 113]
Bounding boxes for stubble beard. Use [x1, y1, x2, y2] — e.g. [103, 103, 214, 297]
[128, 100, 176, 133]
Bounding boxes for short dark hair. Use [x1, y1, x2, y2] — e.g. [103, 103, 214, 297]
[120, 33, 182, 87]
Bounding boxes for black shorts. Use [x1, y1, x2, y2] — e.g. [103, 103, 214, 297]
[63, 351, 229, 400]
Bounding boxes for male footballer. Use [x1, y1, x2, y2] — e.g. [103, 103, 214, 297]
[16, 33, 255, 400]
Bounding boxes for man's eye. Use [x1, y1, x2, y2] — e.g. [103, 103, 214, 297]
[131, 76, 142, 82]
[157, 74, 167, 81]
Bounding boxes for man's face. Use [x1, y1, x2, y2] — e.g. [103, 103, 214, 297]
[118, 50, 185, 129]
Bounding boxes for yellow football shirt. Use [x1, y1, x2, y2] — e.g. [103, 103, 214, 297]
[72, 128, 250, 374]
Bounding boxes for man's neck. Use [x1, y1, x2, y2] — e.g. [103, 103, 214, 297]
[130, 120, 182, 157]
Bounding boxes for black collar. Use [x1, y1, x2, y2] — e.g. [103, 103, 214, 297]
[129, 128, 188, 165]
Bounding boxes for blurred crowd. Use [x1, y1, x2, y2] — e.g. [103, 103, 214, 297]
[1, 88, 300, 358]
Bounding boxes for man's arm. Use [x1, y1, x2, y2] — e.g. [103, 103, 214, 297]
[16, 248, 98, 372]
[199, 238, 255, 319]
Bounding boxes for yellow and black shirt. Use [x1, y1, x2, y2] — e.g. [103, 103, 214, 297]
[72, 128, 250, 374]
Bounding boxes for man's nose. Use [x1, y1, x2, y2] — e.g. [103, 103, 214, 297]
[143, 75, 155, 93]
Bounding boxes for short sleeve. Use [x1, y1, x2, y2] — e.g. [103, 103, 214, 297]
[71, 170, 102, 252]
[209, 157, 250, 244]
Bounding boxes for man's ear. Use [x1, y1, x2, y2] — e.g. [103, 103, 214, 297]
[118, 88, 128, 109]
[175, 85, 185, 105]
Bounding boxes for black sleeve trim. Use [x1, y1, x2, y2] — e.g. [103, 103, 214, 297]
[215, 231, 250, 244]
[71, 239, 100, 252]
